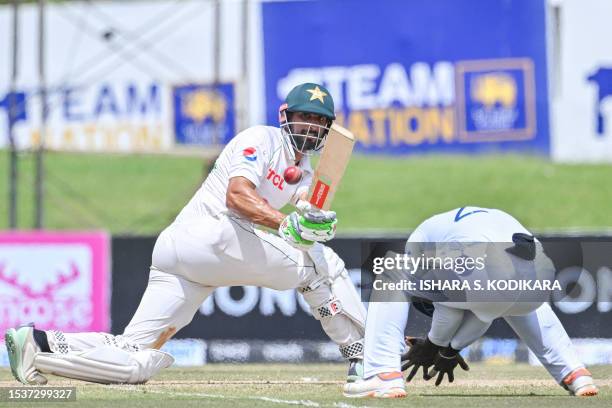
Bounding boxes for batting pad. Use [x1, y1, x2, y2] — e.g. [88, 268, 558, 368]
[302, 272, 366, 357]
[329, 271, 367, 330]
[34, 346, 174, 384]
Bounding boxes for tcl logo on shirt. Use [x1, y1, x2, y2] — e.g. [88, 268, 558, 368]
[266, 168, 285, 190]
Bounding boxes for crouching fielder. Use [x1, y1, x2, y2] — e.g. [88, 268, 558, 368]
[5, 82, 366, 385]
[344, 207, 598, 398]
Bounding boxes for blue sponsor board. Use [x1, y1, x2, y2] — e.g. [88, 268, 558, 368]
[457, 60, 536, 142]
[173, 83, 235, 145]
[160, 339, 207, 366]
[262, 0, 549, 155]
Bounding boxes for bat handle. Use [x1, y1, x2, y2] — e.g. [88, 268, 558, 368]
[309, 196, 322, 209]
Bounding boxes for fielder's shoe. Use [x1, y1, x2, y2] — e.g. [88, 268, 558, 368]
[5, 325, 48, 385]
[343, 371, 406, 398]
[562, 368, 598, 397]
[346, 358, 363, 383]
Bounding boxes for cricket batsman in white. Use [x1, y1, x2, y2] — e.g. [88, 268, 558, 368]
[344, 207, 598, 398]
[5, 83, 366, 385]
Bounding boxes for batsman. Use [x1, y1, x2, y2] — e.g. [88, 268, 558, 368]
[5, 83, 366, 384]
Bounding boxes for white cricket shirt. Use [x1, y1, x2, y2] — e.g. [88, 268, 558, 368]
[176, 126, 313, 220]
[408, 206, 532, 243]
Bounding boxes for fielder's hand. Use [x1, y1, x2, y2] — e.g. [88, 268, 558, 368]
[401, 336, 441, 382]
[426, 346, 470, 386]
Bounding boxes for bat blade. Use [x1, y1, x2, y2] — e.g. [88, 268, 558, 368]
[307, 123, 355, 210]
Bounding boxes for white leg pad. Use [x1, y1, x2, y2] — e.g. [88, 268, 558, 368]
[302, 244, 366, 359]
[305, 244, 367, 327]
[34, 346, 174, 384]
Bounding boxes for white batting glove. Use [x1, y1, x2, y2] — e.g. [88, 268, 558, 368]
[295, 199, 315, 214]
[294, 200, 337, 242]
[279, 212, 314, 251]
[295, 200, 337, 221]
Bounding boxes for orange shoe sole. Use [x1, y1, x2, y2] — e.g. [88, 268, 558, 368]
[370, 388, 407, 398]
[575, 385, 598, 397]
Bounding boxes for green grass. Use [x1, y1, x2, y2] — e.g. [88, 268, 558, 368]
[336, 154, 612, 233]
[1, 150, 612, 234]
[0, 363, 610, 407]
[0, 150, 208, 234]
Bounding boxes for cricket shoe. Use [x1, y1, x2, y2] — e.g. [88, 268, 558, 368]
[562, 368, 598, 396]
[346, 358, 363, 383]
[343, 372, 406, 398]
[5, 325, 48, 385]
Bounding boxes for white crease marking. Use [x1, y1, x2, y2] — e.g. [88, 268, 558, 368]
[108, 385, 323, 406]
[107, 385, 372, 408]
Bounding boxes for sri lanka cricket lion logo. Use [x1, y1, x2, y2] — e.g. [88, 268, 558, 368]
[470, 73, 517, 109]
[183, 90, 227, 123]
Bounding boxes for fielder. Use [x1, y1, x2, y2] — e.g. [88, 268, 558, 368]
[344, 206, 598, 398]
[5, 83, 366, 385]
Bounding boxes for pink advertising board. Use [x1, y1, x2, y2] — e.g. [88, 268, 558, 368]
[0, 231, 109, 334]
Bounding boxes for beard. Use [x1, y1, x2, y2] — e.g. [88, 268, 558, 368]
[291, 133, 318, 151]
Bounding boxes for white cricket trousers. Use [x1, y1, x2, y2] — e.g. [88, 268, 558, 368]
[65, 216, 316, 351]
[363, 301, 584, 383]
[122, 215, 316, 347]
[61, 214, 356, 351]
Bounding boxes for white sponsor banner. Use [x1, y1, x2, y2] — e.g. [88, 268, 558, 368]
[552, 0, 612, 162]
[0, 0, 253, 153]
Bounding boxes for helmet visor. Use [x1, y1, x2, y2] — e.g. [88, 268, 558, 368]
[280, 111, 331, 154]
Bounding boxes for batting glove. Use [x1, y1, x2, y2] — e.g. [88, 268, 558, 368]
[279, 212, 314, 251]
[426, 346, 470, 386]
[295, 200, 337, 242]
[401, 336, 441, 382]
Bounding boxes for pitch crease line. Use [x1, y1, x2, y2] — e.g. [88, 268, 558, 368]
[107, 385, 373, 408]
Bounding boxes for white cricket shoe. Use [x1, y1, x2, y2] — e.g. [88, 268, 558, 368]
[343, 371, 406, 398]
[5, 325, 48, 385]
[562, 368, 598, 397]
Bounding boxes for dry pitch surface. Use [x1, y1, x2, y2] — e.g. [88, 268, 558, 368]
[0, 363, 610, 407]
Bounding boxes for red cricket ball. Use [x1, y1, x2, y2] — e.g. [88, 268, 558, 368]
[283, 166, 303, 185]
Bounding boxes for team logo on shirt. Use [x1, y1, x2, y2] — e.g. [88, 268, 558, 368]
[243, 147, 257, 161]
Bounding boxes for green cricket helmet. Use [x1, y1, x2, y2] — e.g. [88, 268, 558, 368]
[279, 83, 336, 154]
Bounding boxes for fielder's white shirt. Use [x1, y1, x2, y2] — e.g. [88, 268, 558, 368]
[408, 206, 531, 244]
[409, 207, 540, 329]
[176, 126, 313, 220]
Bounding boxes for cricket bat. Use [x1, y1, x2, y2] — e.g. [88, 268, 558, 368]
[307, 123, 355, 210]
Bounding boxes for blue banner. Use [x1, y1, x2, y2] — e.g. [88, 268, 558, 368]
[173, 83, 235, 145]
[262, 0, 549, 155]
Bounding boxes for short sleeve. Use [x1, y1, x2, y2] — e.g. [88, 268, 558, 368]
[227, 128, 270, 187]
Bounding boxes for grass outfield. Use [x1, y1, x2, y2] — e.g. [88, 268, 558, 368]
[0, 363, 610, 407]
[1, 150, 612, 234]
